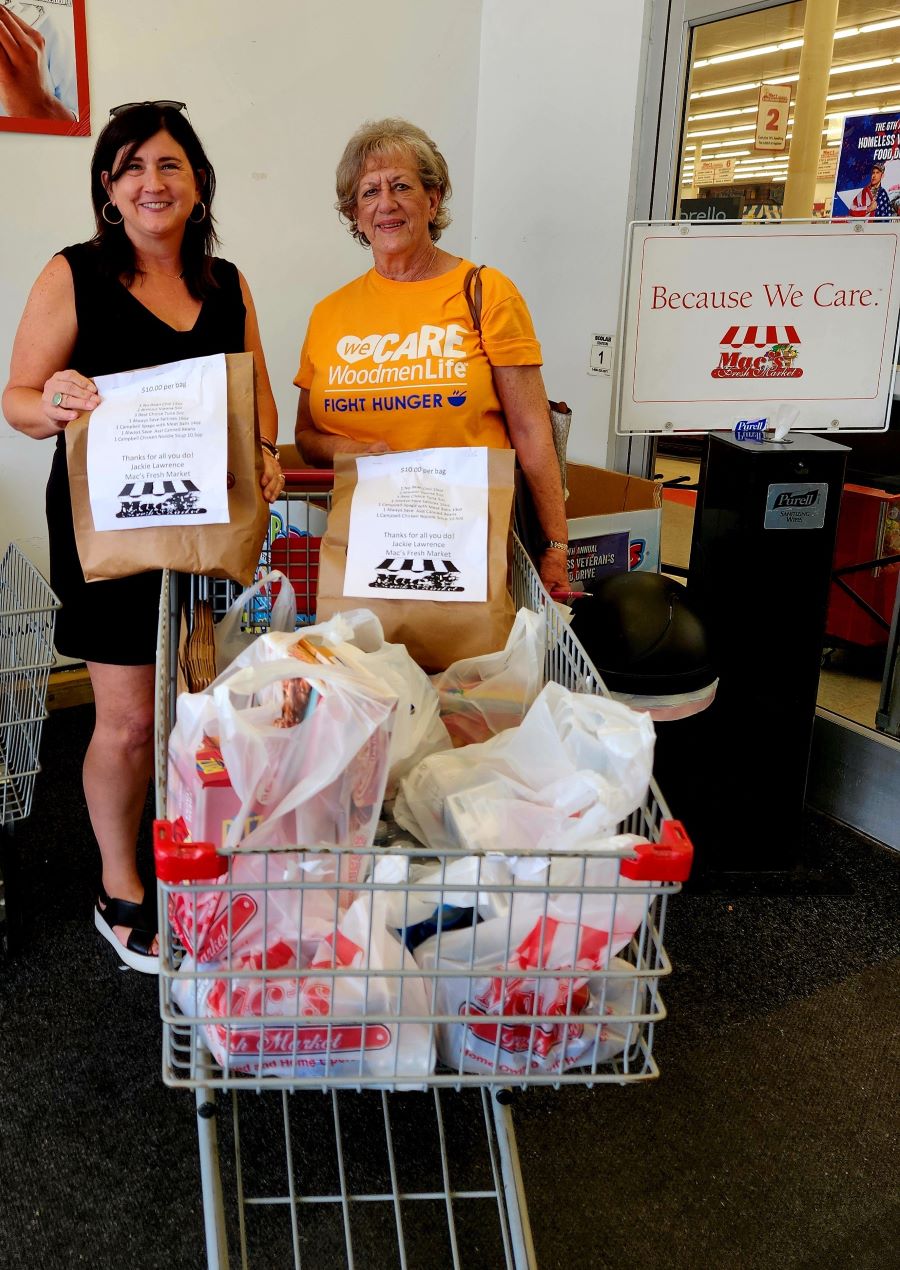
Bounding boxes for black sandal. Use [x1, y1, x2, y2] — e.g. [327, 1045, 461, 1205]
[94, 886, 159, 974]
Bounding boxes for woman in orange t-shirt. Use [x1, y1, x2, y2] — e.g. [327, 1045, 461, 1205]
[294, 117, 569, 592]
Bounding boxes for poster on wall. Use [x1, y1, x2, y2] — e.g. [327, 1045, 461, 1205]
[832, 110, 900, 220]
[615, 221, 900, 434]
[0, 0, 89, 136]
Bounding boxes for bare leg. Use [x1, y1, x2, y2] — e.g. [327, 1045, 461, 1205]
[84, 660, 158, 955]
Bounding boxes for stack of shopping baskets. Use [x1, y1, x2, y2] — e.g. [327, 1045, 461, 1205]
[0, 543, 60, 954]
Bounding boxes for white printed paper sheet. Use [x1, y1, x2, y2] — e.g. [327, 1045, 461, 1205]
[86, 353, 230, 530]
[344, 448, 489, 601]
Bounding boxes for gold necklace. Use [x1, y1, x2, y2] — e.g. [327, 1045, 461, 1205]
[137, 264, 184, 280]
[377, 244, 437, 283]
[410, 244, 438, 281]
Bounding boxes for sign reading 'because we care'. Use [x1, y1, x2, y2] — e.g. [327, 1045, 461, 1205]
[615, 222, 900, 434]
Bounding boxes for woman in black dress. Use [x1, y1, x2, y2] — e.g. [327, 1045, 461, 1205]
[2, 103, 284, 973]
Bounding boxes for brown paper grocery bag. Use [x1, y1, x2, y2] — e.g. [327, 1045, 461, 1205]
[316, 448, 516, 672]
[66, 352, 268, 587]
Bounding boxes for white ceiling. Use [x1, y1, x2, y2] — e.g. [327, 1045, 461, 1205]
[681, 3, 900, 191]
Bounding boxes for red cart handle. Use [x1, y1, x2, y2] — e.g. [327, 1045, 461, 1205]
[154, 817, 693, 884]
[620, 820, 693, 882]
[282, 469, 334, 490]
[154, 818, 227, 883]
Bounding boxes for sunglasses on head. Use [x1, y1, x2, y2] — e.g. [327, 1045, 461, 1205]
[109, 100, 187, 118]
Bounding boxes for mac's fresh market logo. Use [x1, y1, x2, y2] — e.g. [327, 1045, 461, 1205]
[116, 479, 205, 518]
[712, 325, 803, 379]
[369, 557, 464, 592]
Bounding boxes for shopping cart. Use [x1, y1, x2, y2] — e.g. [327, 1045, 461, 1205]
[153, 475, 692, 1270]
[0, 543, 60, 953]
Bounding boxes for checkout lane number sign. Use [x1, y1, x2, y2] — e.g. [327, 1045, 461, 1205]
[615, 221, 900, 434]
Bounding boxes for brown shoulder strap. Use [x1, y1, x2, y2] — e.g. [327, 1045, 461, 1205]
[463, 264, 485, 331]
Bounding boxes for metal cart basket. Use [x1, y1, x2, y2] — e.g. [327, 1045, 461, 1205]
[154, 477, 692, 1270]
[0, 544, 60, 950]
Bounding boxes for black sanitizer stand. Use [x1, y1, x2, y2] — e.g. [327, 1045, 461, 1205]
[653, 431, 849, 877]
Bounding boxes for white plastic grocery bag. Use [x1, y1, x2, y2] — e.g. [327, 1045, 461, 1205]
[375, 853, 512, 941]
[168, 656, 396, 856]
[172, 886, 436, 1086]
[211, 608, 451, 796]
[395, 681, 655, 852]
[415, 853, 650, 1075]
[431, 607, 546, 746]
[214, 569, 298, 675]
[310, 609, 452, 793]
[167, 849, 339, 966]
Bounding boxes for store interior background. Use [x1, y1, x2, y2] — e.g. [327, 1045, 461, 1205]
[657, 0, 900, 737]
[1, 0, 897, 741]
[0, 0, 646, 572]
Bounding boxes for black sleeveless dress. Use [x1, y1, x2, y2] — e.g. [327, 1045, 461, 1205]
[47, 242, 247, 664]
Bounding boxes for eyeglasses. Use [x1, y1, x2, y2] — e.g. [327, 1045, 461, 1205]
[109, 101, 187, 118]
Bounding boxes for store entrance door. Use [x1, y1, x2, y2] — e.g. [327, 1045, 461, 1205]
[625, 0, 900, 848]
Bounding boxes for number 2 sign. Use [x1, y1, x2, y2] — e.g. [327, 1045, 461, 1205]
[755, 84, 791, 152]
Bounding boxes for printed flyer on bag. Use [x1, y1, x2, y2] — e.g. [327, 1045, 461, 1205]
[85, 353, 230, 531]
[344, 447, 488, 601]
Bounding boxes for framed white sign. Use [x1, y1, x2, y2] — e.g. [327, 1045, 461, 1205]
[615, 221, 900, 434]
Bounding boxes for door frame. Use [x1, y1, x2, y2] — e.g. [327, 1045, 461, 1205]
[623, 0, 900, 849]
[615, 0, 794, 478]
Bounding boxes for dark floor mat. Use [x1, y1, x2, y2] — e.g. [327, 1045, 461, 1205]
[1, 705, 898, 1269]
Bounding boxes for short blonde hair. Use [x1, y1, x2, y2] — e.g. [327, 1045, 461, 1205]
[335, 118, 452, 245]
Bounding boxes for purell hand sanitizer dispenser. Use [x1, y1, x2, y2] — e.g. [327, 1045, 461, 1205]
[653, 430, 848, 876]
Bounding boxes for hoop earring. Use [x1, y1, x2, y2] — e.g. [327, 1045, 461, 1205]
[189, 202, 207, 224]
[101, 202, 123, 225]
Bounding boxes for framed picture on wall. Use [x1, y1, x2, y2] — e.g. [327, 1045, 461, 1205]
[0, 0, 90, 136]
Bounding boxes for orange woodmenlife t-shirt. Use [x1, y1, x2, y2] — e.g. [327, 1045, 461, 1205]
[295, 260, 542, 451]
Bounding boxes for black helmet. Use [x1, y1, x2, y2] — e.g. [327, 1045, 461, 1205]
[569, 572, 716, 698]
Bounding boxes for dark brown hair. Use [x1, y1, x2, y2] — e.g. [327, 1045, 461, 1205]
[90, 103, 220, 298]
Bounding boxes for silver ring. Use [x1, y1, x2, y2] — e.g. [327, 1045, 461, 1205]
[52, 391, 64, 407]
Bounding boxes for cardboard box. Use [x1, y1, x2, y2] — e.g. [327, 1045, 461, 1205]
[168, 744, 262, 850]
[565, 462, 662, 585]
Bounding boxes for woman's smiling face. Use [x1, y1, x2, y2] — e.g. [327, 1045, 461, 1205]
[104, 129, 202, 244]
[354, 152, 440, 261]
